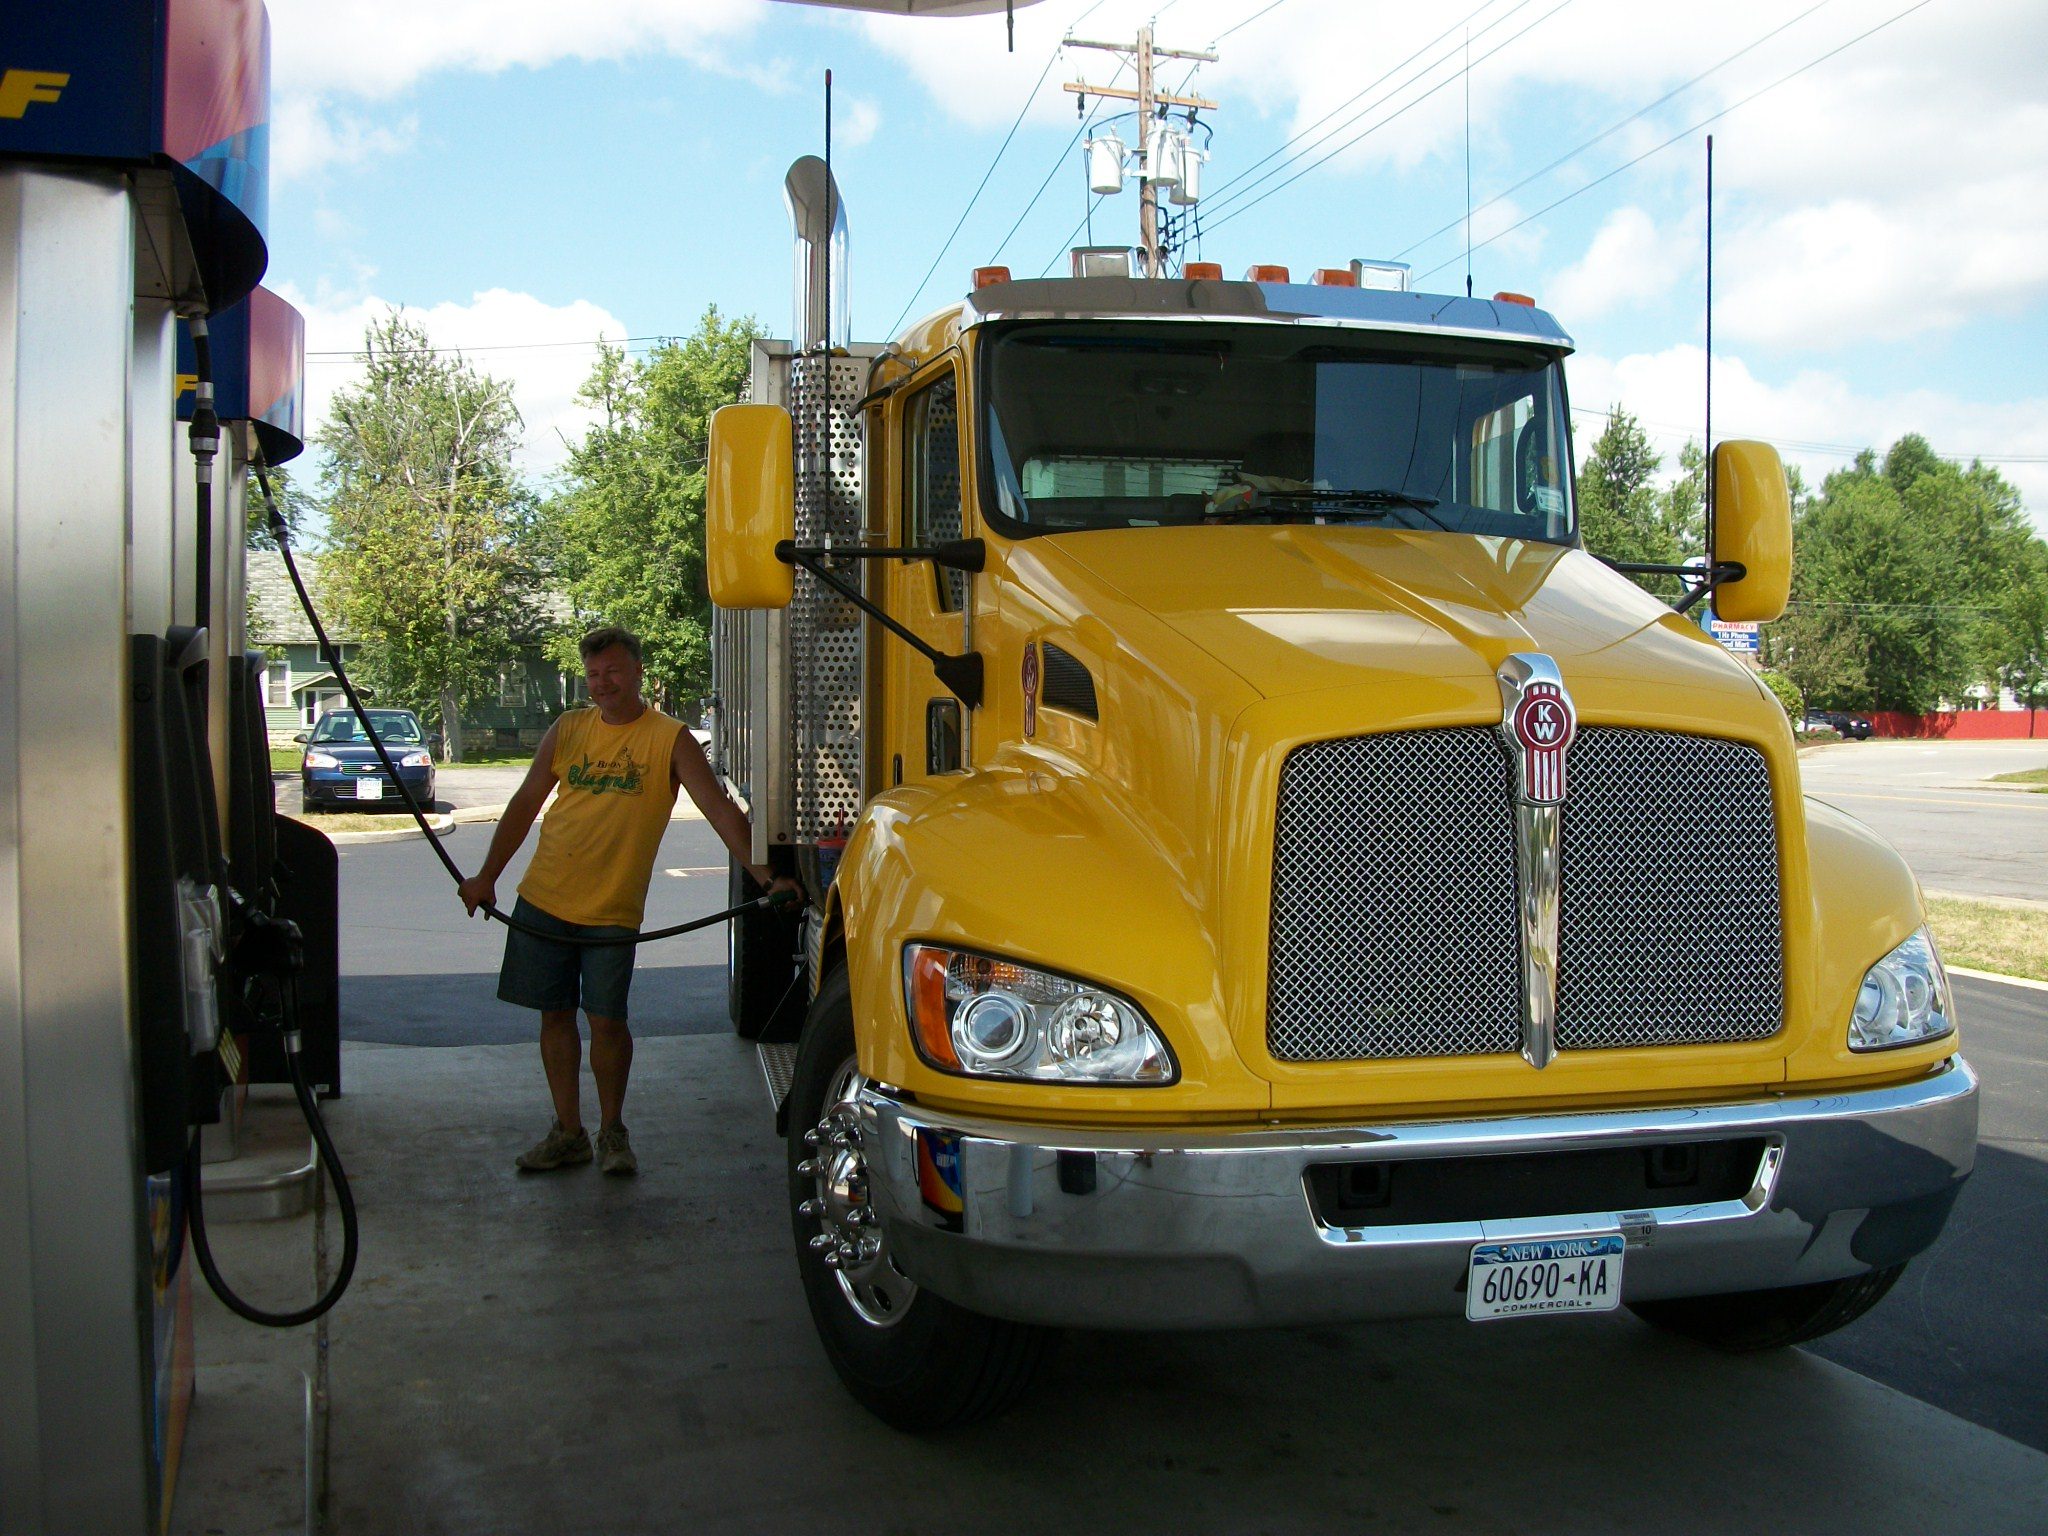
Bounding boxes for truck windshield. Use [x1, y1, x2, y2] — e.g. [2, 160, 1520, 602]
[980, 323, 1573, 541]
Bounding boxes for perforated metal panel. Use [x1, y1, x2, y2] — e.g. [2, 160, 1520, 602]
[1266, 726, 1785, 1063]
[788, 350, 868, 841]
[1269, 729, 1521, 1061]
[1556, 729, 1783, 1049]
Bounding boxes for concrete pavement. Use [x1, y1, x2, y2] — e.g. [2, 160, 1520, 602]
[1799, 739, 2048, 901]
[172, 1030, 2048, 1536]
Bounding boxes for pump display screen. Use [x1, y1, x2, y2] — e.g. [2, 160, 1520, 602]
[980, 323, 1574, 543]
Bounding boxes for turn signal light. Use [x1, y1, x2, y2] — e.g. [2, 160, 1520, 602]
[1244, 263, 1290, 283]
[1183, 261, 1223, 280]
[1311, 268, 1357, 287]
[908, 947, 962, 1069]
[1494, 291, 1536, 307]
[973, 266, 1012, 290]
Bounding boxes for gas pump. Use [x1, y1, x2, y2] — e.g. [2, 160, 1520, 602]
[0, 4, 349, 1531]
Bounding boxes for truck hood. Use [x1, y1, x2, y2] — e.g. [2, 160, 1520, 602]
[1043, 525, 1756, 710]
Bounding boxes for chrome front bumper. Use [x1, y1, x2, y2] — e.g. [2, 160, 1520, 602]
[857, 1058, 1978, 1329]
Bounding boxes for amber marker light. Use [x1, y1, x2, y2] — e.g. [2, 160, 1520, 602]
[1244, 263, 1291, 283]
[973, 266, 1012, 289]
[1311, 268, 1357, 286]
[1183, 261, 1223, 280]
[1494, 291, 1537, 307]
[908, 945, 962, 1069]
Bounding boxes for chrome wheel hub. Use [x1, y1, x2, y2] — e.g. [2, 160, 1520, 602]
[798, 1059, 917, 1328]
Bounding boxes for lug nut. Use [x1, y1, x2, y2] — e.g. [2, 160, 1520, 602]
[822, 1249, 844, 1270]
[798, 1198, 825, 1217]
[808, 1232, 833, 1252]
[803, 1128, 822, 1148]
[845, 1207, 873, 1227]
[796, 1158, 820, 1177]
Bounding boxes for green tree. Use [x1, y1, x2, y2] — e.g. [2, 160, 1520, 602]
[316, 310, 539, 761]
[1575, 407, 1693, 600]
[246, 462, 316, 551]
[1766, 448, 1979, 714]
[548, 307, 764, 710]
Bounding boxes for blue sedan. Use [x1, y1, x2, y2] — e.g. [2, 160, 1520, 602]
[298, 708, 437, 813]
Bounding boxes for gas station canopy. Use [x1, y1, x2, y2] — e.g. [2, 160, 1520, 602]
[770, 0, 1045, 16]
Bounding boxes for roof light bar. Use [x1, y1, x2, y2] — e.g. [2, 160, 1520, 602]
[1311, 268, 1356, 287]
[1071, 247, 1141, 279]
[973, 266, 1011, 290]
[1243, 264, 1290, 283]
[1351, 259, 1411, 292]
[1183, 261, 1223, 281]
[1494, 291, 1537, 307]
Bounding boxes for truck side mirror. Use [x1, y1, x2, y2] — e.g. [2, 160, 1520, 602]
[1709, 440, 1792, 623]
[707, 403, 796, 610]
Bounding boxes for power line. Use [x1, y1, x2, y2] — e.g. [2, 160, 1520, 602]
[1571, 404, 2048, 467]
[1200, 0, 1527, 214]
[1203, 0, 1574, 234]
[1213, 0, 1296, 46]
[1415, 0, 1940, 283]
[992, 53, 1133, 265]
[305, 335, 661, 361]
[887, 40, 1067, 336]
[1392, 0, 1838, 264]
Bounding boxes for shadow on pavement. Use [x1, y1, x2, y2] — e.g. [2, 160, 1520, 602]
[342, 965, 731, 1046]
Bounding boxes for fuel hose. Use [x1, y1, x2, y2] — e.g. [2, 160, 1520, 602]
[250, 459, 791, 948]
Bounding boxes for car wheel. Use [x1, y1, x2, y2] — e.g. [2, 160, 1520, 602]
[1627, 1263, 1906, 1351]
[788, 964, 1055, 1429]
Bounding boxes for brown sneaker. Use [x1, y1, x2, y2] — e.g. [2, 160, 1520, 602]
[516, 1120, 591, 1172]
[596, 1122, 637, 1177]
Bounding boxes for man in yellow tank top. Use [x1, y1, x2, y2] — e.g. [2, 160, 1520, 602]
[458, 627, 799, 1175]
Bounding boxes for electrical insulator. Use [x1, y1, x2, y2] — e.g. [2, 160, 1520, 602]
[1086, 132, 1128, 196]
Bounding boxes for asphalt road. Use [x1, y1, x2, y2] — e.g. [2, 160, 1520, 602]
[331, 819, 2048, 1455]
[1799, 739, 2048, 901]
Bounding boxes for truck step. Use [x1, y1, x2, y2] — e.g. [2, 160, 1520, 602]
[756, 1041, 798, 1114]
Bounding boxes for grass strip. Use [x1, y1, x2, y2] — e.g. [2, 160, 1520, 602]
[1988, 765, 2048, 791]
[1926, 894, 2048, 982]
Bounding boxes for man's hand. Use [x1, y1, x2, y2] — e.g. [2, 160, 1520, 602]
[458, 875, 497, 916]
[753, 871, 807, 911]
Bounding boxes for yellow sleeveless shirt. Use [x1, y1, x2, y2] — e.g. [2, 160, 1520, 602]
[518, 705, 684, 928]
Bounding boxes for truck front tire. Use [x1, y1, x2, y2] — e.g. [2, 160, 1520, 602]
[1627, 1263, 1907, 1351]
[788, 964, 1056, 1429]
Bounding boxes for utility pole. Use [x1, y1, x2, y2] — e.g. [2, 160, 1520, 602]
[1064, 26, 1216, 277]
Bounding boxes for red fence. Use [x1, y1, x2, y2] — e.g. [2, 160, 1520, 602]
[1871, 710, 2048, 740]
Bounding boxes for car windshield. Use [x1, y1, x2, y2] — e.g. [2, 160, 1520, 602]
[313, 710, 422, 745]
[981, 322, 1573, 541]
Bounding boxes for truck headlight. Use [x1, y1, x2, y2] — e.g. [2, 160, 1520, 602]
[903, 944, 1176, 1085]
[1849, 927, 1955, 1052]
[304, 751, 340, 769]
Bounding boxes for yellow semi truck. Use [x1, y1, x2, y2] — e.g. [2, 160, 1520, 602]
[706, 163, 1976, 1428]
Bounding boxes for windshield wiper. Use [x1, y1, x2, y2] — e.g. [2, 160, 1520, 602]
[1206, 485, 1448, 530]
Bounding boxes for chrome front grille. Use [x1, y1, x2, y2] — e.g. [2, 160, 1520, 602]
[1555, 729, 1782, 1050]
[1269, 730, 1521, 1062]
[1267, 727, 1783, 1062]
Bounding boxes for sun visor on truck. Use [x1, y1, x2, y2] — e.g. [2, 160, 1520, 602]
[178, 285, 307, 464]
[0, 0, 271, 311]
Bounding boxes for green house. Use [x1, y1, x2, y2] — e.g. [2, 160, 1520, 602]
[245, 551, 579, 751]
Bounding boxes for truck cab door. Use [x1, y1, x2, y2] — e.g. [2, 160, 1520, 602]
[881, 359, 972, 788]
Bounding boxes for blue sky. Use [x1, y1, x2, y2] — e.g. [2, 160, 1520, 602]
[266, 0, 2048, 522]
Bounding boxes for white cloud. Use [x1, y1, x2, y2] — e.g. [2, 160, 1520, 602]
[267, 0, 769, 176]
[858, 0, 2048, 350]
[1567, 343, 2048, 529]
[839, 97, 883, 150]
[279, 283, 630, 475]
[1546, 207, 1680, 322]
[268, 0, 763, 100]
[272, 94, 418, 179]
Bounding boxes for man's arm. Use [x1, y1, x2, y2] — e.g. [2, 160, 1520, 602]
[672, 728, 801, 901]
[457, 721, 562, 916]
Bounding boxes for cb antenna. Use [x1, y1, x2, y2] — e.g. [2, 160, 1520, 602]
[1464, 26, 1473, 298]
[1704, 132, 1714, 577]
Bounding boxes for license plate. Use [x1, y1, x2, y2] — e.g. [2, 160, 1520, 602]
[355, 777, 384, 800]
[1467, 1234, 1623, 1321]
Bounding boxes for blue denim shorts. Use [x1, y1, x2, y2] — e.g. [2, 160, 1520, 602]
[496, 896, 639, 1020]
